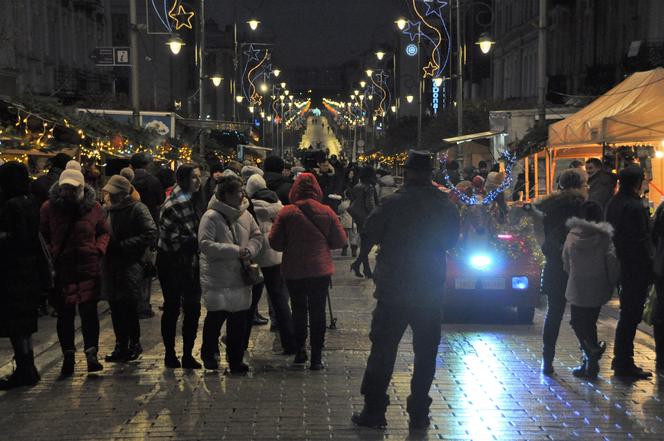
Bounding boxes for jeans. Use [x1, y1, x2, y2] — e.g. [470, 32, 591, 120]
[56, 301, 100, 352]
[570, 305, 601, 351]
[157, 251, 201, 356]
[286, 276, 330, 356]
[360, 301, 442, 418]
[245, 265, 296, 352]
[541, 259, 567, 360]
[110, 298, 140, 347]
[614, 271, 650, 367]
[201, 310, 247, 368]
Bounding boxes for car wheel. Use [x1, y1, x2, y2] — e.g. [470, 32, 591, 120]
[517, 306, 535, 324]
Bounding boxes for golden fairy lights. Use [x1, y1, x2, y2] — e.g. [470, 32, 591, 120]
[357, 151, 409, 166]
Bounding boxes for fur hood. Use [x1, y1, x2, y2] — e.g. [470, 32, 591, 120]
[536, 189, 586, 214]
[565, 217, 614, 237]
[48, 182, 97, 215]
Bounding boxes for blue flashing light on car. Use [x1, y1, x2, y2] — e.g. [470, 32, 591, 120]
[469, 254, 492, 271]
[512, 276, 529, 290]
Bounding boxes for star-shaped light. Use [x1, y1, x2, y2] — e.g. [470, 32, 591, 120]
[375, 70, 390, 85]
[423, 61, 440, 78]
[244, 45, 262, 63]
[168, 2, 195, 30]
[423, 0, 448, 20]
[402, 20, 422, 42]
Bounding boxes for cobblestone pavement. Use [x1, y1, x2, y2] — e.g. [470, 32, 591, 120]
[1, 254, 664, 441]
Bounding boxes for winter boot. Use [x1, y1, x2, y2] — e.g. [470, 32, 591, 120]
[351, 396, 389, 429]
[293, 348, 308, 365]
[541, 357, 554, 375]
[84, 347, 104, 373]
[104, 343, 129, 363]
[127, 342, 143, 361]
[310, 348, 324, 371]
[164, 350, 181, 368]
[60, 350, 75, 379]
[0, 352, 40, 390]
[572, 353, 588, 378]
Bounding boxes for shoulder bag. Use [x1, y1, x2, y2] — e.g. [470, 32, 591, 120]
[223, 214, 263, 286]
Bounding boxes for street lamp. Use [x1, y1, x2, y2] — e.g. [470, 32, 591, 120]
[365, 69, 374, 78]
[236, 95, 244, 104]
[359, 81, 366, 88]
[273, 68, 281, 77]
[247, 19, 261, 31]
[395, 18, 408, 30]
[260, 83, 269, 93]
[284, 90, 290, 96]
[396, 18, 423, 148]
[210, 74, 223, 87]
[475, 32, 495, 54]
[280, 82, 287, 89]
[406, 95, 414, 103]
[433, 77, 444, 88]
[391, 105, 397, 113]
[354, 90, 360, 96]
[248, 105, 255, 113]
[375, 51, 386, 61]
[166, 35, 185, 55]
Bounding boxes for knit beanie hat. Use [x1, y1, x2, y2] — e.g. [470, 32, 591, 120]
[241, 165, 264, 181]
[65, 160, 82, 171]
[246, 174, 267, 198]
[59, 169, 85, 187]
[103, 175, 132, 195]
[120, 167, 135, 182]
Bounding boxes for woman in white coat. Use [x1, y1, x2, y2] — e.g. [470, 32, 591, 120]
[198, 175, 263, 373]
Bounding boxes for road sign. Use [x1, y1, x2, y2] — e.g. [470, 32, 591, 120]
[90, 47, 131, 66]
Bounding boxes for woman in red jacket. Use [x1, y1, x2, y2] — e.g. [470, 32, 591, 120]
[269, 173, 347, 370]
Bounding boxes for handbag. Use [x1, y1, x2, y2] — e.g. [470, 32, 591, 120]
[643, 284, 658, 326]
[223, 214, 263, 286]
[38, 231, 55, 290]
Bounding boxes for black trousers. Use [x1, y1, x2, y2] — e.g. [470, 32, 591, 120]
[286, 276, 330, 355]
[109, 298, 140, 347]
[354, 233, 371, 273]
[570, 305, 601, 351]
[56, 301, 100, 352]
[614, 271, 650, 367]
[246, 265, 296, 352]
[201, 310, 247, 367]
[541, 259, 568, 360]
[157, 252, 201, 356]
[654, 277, 664, 366]
[360, 301, 441, 418]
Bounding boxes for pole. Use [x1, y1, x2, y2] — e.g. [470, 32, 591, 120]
[352, 124, 357, 162]
[198, 0, 206, 158]
[416, 26, 423, 149]
[537, 0, 547, 129]
[233, 22, 238, 122]
[129, 0, 140, 127]
[456, 0, 463, 136]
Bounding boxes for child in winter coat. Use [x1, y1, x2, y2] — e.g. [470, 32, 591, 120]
[338, 189, 358, 257]
[562, 200, 620, 379]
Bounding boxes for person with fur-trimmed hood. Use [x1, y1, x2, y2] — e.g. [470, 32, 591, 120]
[563, 201, 620, 380]
[40, 164, 110, 378]
[532, 168, 587, 375]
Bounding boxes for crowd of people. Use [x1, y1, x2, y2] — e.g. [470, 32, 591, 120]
[1, 147, 664, 432]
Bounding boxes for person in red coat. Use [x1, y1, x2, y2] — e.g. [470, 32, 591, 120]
[40, 167, 110, 378]
[269, 173, 347, 370]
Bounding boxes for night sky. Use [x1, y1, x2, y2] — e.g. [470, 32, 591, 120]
[208, 0, 406, 70]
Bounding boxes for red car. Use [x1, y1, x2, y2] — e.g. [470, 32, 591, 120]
[443, 232, 542, 323]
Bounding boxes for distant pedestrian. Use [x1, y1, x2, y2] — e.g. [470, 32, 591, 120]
[157, 163, 203, 369]
[585, 158, 617, 213]
[338, 189, 359, 257]
[269, 173, 347, 370]
[101, 175, 157, 363]
[534, 168, 587, 375]
[606, 165, 653, 379]
[201, 163, 225, 204]
[349, 166, 378, 278]
[352, 150, 460, 430]
[198, 175, 263, 373]
[31, 153, 71, 208]
[40, 165, 110, 378]
[0, 162, 47, 390]
[562, 201, 620, 379]
[376, 168, 398, 202]
[263, 156, 293, 205]
[119, 167, 141, 202]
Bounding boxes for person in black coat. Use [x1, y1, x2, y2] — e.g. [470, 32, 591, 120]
[31, 153, 71, 208]
[606, 165, 653, 379]
[130, 153, 165, 224]
[0, 162, 46, 390]
[263, 156, 293, 205]
[102, 175, 157, 363]
[585, 157, 617, 213]
[349, 166, 378, 278]
[352, 151, 460, 430]
[533, 169, 586, 375]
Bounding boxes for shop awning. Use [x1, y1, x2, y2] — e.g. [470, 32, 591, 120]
[443, 130, 504, 144]
[549, 67, 664, 148]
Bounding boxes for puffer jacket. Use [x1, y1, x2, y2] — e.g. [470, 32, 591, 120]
[563, 217, 620, 307]
[198, 196, 263, 312]
[40, 184, 110, 305]
[269, 173, 347, 280]
[102, 198, 157, 302]
[251, 189, 283, 268]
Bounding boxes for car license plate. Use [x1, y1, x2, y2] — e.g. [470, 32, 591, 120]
[454, 278, 476, 290]
[480, 278, 505, 290]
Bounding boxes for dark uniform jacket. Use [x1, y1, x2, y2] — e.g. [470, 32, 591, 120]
[364, 182, 460, 307]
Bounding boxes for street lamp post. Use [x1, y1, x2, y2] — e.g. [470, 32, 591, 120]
[396, 19, 423, 149]
[198, 0, 205, 158]
[537, 0, 547, 129]
[129, 0, 140, 127]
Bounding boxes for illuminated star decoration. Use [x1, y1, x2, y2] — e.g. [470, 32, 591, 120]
[244, 44, 262, 63]
[403, 20, 422, 42]
[168, 1, 195, 30]
[423, 0, 448, 20]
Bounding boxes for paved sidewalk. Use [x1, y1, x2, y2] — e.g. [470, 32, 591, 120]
[1, 254, 664, 440]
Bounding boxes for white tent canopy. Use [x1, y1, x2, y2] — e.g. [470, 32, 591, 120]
[548, 68, 664, 148]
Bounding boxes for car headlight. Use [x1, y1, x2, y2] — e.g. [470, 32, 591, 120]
[512, 276, 529, 290]
[469, 254, 492, 271]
